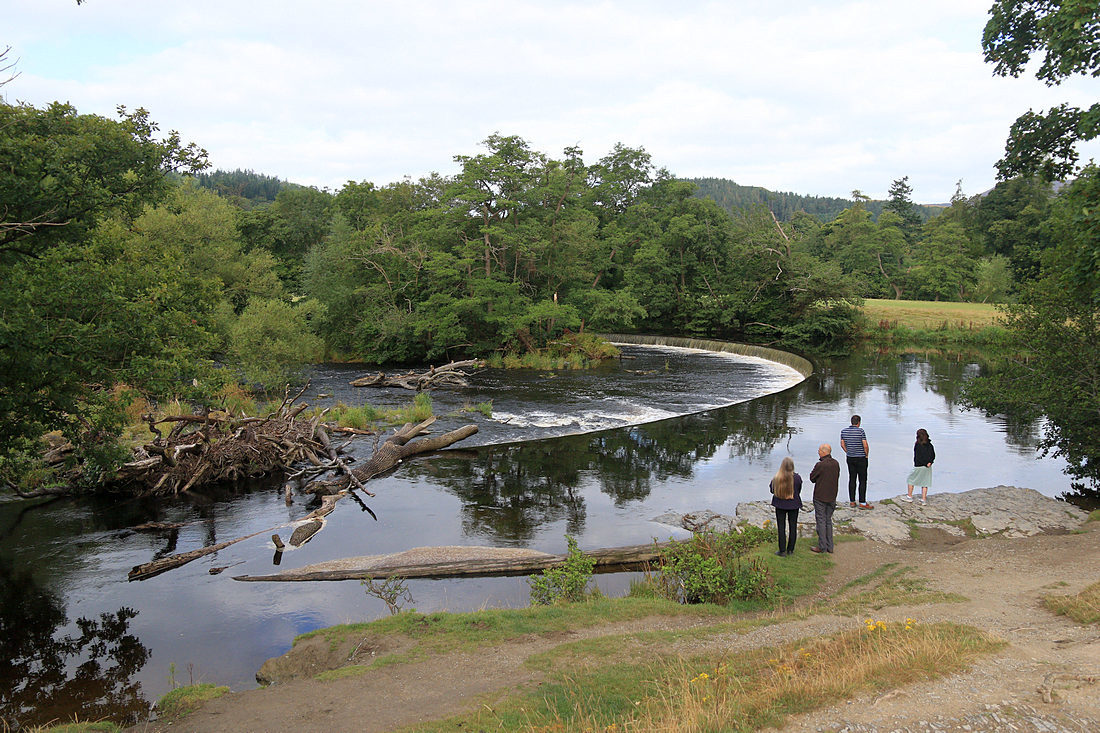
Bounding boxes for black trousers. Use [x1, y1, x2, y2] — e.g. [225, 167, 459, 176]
[775, 507, 798, 553]
[847, 456, 868, 503]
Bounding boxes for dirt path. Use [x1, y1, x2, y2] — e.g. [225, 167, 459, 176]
[132, 523, 1100, 732]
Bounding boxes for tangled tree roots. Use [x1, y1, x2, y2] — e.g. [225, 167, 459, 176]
[112, 382, 355, 496]
[124, 390, 479, 581]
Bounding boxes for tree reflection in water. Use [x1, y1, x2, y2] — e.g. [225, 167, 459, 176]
[406, 390, 802, 539]
[0, 557, 150, 729]
[404, 351, 1064, 538]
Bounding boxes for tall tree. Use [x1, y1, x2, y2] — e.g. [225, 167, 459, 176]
[0, 102, 205, 261]
[973, 177, 1054, 284]
[0, 102, 208, 474]
[982, 0, 1100, 180]
[885, 176, 922, 243]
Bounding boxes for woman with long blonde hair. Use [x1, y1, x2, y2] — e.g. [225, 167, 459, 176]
[770, 456, 803, 556]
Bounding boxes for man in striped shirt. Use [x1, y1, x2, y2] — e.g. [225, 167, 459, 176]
[840, 415, 872, 509]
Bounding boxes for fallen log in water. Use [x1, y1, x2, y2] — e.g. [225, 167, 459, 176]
[350, 359, 484, 390]
[129, 527, 273, 581]
[127, 418, 479, 580]
[233, 541, 672, 582]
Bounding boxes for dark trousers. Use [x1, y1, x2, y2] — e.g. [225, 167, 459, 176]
[775, 507, 798, 554]
[813, 499, 835, 552]
[846, 456, 868, 503]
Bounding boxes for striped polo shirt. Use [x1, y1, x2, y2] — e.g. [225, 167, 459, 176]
[840, 425, 867, 457]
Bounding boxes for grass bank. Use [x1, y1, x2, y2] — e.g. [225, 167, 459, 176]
[247, 536, 983, 733]
[406, 548, 981, 732]
[429, 621, 999, 732]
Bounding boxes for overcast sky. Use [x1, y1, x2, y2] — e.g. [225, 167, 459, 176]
[5, 0, 1099, 203]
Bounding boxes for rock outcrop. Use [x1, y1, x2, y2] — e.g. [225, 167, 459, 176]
[653, 486, 1089, 545]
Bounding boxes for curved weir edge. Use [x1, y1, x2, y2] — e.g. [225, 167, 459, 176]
[598, 333, 814, 378]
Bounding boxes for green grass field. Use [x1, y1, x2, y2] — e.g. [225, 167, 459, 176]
[861, 299, 1003, 330]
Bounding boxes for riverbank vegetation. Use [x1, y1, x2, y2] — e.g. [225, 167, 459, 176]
[855, 299, 1011, 353]
[437, 621, 999, 732]
[177, 536, 990, 733]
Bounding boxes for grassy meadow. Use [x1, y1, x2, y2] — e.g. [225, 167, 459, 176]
[861, 299, 1003, 330]
[857, 298, 1008, 351]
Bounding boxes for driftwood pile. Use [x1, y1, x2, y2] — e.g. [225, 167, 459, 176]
[127, 412, 478, 581]
[112, 383, 356, 496]
[350, 359, 483, 390]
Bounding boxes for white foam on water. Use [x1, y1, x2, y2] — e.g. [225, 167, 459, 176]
[491, 411, 582, 428]
[483, 343, 806, 440]
[613, 342, 805, 388]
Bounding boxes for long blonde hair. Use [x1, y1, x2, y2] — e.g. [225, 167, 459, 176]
[771, 457, 795, 500]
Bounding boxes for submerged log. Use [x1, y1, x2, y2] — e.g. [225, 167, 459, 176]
[129, 527, 273, 581]
[233, 541, 671, 582]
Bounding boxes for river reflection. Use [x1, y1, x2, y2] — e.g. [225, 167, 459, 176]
[0, 349, 1073, 728]
[0, 557, 150, 728]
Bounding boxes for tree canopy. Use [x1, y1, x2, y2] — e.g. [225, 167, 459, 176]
[983, 0, 1100, 179]
[0, 102, 321, 486]
[965, 0, 1100, 498]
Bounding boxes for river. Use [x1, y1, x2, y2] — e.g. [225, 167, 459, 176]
[0, 345, 1073, 728]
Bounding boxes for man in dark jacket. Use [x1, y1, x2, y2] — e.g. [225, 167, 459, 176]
[809, 443, 840, 553]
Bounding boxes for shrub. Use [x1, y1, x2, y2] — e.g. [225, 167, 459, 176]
[642, 526, 776, 605]
[529, 535, 596, 605]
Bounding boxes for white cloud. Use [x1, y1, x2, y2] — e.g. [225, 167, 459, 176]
[4, 0, 1098, 202]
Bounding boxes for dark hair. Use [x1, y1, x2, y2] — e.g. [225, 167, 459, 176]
[915, 428, 929, 444]
[851, 415, 861, 425]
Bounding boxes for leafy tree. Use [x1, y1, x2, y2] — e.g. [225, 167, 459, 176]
[811, 200, 908, 298]
[227, 297, 325, 389]
[972, 176, 1054, 284]
[1045, 164, 1100, 305]
[967, 1, 1100, 497]
[964, 272, 1100, 494]
[983, 0, 1100, 179]
[0, 102, 209, 472]
[237, 185, 334, 287]
[449, 133, 548, 280]
[0, 215, 224, 475]
[587, 143, 660, 218]
[909, 219, 978, 301]
[0, 102, 205, 261]
[135, 182, 284, 313]
[972, 255, 1014, 303]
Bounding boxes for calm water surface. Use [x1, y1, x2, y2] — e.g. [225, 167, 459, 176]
[0, 346, 1072, 727]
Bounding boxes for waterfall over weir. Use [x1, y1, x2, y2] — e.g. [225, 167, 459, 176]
[601, 333, 814, 377]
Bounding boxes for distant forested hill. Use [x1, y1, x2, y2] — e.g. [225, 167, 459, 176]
[688, 177, 943, 223]
[194, 169, 298, 208]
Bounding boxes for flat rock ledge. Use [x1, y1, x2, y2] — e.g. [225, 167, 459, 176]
[652, 486, 1089, 545]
